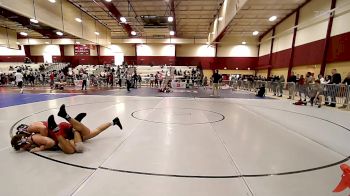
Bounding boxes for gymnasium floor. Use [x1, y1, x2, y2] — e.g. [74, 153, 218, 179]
[1, 89, 350, 196]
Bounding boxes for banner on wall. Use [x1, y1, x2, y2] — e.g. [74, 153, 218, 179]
[74, 45, 90, 55]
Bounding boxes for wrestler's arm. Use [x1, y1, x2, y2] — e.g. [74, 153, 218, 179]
[28, 123, 48, 136]
[29, 135, 55, 152]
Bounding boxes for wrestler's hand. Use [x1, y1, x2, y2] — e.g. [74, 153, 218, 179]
[30, 147, 42, 153]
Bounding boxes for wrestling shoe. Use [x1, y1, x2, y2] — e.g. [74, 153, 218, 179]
[112, 117, 123, 130]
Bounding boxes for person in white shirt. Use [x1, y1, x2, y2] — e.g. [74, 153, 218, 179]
[14, 69, 24, 94]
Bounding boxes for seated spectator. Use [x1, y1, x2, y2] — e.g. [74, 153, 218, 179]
[256, 84, 266, 98]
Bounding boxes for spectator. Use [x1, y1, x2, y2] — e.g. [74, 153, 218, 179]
[328, 69, 342, 107]
[339, 72, 350, 109]
[15, 69, 24, 94]
[81, 72, 88, 91]
[287, 72, 297, 99]
[211, 70, 222, 97]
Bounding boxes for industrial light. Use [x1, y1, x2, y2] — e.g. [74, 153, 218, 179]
[169, 31, 175, 36]
[218, 17, 223, 21]
[30, 18, 39, 23]
[56, 31, 63, 36]
[269, 16, 277, 22]
[48, 0, 56, 3]
[75, 18, 82, 23]
[105, 0, 112, 2]
[236, 68, 238, 70]
[120, 17, 127, 23]
[76, 42, 80, 44]
[16, 42, 20, 44]
[45, 42, 49, 44]
[242, 41, 247, 45]
[20, 32, 28, 36]
[168, 16, 173, 22]
[253, 31, 259, 36]
[248, 67, 251, 70]
[131, 31, 137, 36]
[95, 32, 100, 35]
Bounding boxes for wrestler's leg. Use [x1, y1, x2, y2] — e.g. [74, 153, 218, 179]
[83, 117, 123, 141]
[72, 129, 84, 153]
[58, 104, 91, 137]
[48, 115, 75, 154]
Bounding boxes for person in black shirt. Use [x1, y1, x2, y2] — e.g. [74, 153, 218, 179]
[211, 70, 222, 96]
[339, 72, 350, 109]
[328, 69, 342, 107]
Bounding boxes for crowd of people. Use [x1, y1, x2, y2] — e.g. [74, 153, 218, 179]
[232, 69, 350, 109]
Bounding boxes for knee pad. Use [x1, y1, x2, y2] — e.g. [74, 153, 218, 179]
[75, 142, 85, 153]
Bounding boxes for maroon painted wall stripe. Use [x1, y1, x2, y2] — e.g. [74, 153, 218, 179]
[267, 28, 276, 77]
[288, 9, 300, 77]
[320, 0, 337, 75]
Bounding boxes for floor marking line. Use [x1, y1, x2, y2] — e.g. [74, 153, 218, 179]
[70, 97, 166, 196]
[238, 104, 349, 158]
[197, 102, 254, 196]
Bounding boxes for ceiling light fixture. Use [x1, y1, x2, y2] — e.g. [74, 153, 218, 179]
[169, 31, 175, 36]
[120, 17, 127, 23]
[20, 32, 28, 36]
[76, 42, 80, 44]
[253, 31, 259, 36]
[56, 31, 63, 36]
[105, 0, 112, 2]
[30, 18, 39, 23]
[95, 32, 100, 35]
[45, 42, 49, 44]
[236, 68, 238, 70]
[75, 18, 82, 23]
[269, 16, 277, 22]
[16, 42, 20, 45]
[218, 17, 223, 21]
[131, 31, 137, 36]
[168, 16, 173, 22]
[48, 0, 56, 3]
[242, 41, 247, 45]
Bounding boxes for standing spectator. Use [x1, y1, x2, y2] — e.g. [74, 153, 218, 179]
[15, 69, 24, 94]
[328, 69, 342, 107]
[339, 72, 350, 109]
[150, 74, 155, 88]
[133, 71, 138, 89]
[82, 72, 88, 91]
[277, 75, 285, 97]
[298, 75, 306, 101]
[50, 71, 55, 89]
[126, 73, 131, 92]
[211, 70, 222, 96]
[138, 75, 142, 88]
[287, 72, 297, 99]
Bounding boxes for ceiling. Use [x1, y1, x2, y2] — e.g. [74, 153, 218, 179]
[0, 0, 309, 41]
[226, 0, 308, 37]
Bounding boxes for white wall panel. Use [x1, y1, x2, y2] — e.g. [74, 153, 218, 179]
[331, 0, 350, 36]
[295, 0, 330, 46]
[62, 0, 83, 38]
[0, 0, 34, 19]
[176, 45, 215, 57]
[217, 44, 258, 57]
[259, 31, 272, 56]
[0, 46, 25, 56]
[101, 45, 135, 56]
[36, 0, 64, 31]
[30, 45, 61, 56]
[273, 14, 295, 52]
[137, 44, 175, 56]
[64, 45, 74, 56]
